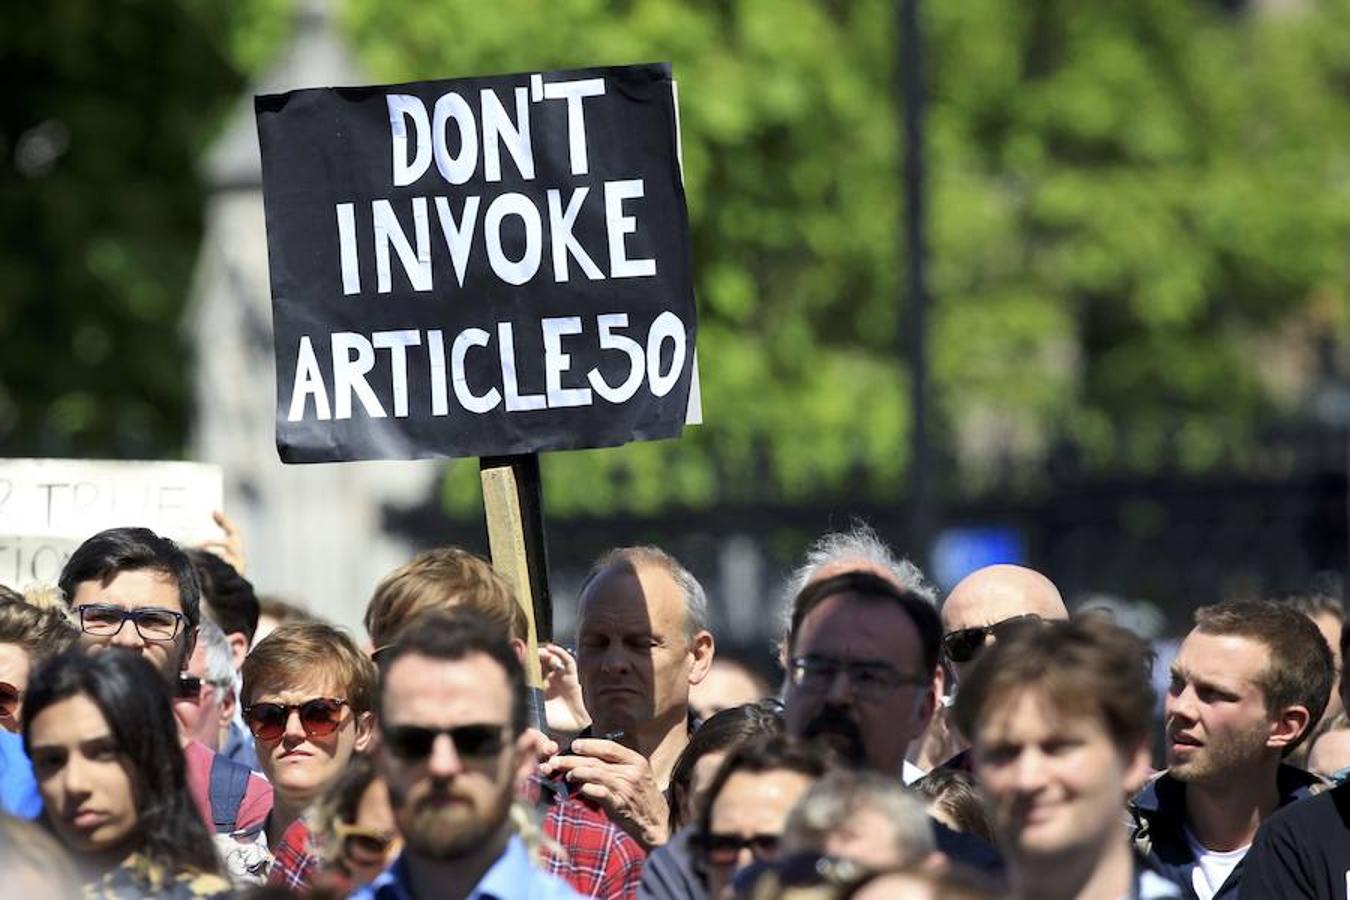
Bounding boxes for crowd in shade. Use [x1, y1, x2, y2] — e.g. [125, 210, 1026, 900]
[1, 519, 1348, 900]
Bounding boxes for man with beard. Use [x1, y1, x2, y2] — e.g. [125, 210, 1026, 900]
[356, 612, 580, 899]
[780, 570, 1002, 877]
[1128, 600, 1333, 900]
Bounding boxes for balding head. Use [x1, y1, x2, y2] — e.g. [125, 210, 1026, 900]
[941, 565, 1067, 682]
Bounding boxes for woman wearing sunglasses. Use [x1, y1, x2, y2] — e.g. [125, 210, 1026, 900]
[0, 587, 79, 732]
[22, 649, 231, 898]
[240, 621, 376, 888]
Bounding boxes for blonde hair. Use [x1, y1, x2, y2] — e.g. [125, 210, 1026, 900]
[242, 622, 377, 714]
[364, 548, 525, 648]
[0, 590, 78, 665]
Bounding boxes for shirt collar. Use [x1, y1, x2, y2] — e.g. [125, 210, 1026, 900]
[366, 836, 534, 900]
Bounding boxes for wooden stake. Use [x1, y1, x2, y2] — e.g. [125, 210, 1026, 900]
[479, 453, 552, 728]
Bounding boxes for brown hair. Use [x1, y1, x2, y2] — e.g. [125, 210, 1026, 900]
[1194, 600, 1334, 753]
[242, 622, 377, 714]
[0, 597, 78, 666]
[910, 768, 994, 844]
[952, 617, 1155, 754]
[364, 547, 525, 649]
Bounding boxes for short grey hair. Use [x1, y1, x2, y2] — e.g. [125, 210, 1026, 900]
[781, 769, 935, 865]
[777, 523, 936, 648]
[581, 546, 709, 638]
[196, 616, 236, 700]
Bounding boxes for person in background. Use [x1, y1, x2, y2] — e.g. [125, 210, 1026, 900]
[639, 699, 784, 900]
[543, 546, 715, 850]
[939, 565, 1069, 686]
[1128, 600, 1331, 900]
[780, 769, 936, 871]
[688, 655, 769, 722]
[911, 769, 994, 845]
[254, 596, 319, 647]
[241, 621, 375, 889]
[58, 527, 272, 839]
[0, 586, 79, 732]
[24, 649, 232, 898]
[186, 547, 259, 670]
[354, 612, 580, 899]
[310, 754, 401, 893]
[1277, 588, 1344, 765]
[1305, 713, 1350, 781]
[365, 546, 646, 898]
[953, 617, 1179, 900]
[1243, 688, 1350, 897]
[691, 735, 830, 899]
[171, 617, 237, 752]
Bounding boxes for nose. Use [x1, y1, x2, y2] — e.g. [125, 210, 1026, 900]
[824, 668, 855, 705]
[1165, 684, 1197, 725]
[282, 708, 308, 744]
[109, 619, 145, 650]
[427, 732, 463, 778]
[734, 846, 755, 874]
[597, 643, 631, 676]
[1011, 748, 1049, 794]
[61, 753, 94, 802]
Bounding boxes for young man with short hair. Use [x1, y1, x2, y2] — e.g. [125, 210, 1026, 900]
[1128, 600, 1333, 900]
[954, 617, 1180, 900]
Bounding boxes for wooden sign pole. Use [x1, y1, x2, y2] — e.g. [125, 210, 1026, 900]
[479, 453, 552, 730]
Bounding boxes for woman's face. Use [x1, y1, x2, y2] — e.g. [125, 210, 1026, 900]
[28, 693, 139, 858]
[250, 676, 372, 810]
[343, 777, 402, 886]
[0, 642, 32, 732]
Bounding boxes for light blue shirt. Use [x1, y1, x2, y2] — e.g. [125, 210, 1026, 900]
[351, 835, 581, 900]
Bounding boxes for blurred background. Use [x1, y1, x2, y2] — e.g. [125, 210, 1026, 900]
[5, 0, 1350, 672]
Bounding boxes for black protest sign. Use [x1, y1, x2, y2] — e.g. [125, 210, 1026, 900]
[255, 63, 697, 463]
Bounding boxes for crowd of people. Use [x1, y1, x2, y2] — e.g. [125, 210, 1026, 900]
[0, 519, 1346, 900]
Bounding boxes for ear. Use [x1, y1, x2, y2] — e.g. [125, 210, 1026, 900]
[353, 710, 375, 753]
[686, 630, 715, 686]
[226, 632, 249, 671]
[509, 637, 528, 665]
[179, 626, 198, 674]
[1122, 741, 1152, 796]
[217, 686, 237, 730]
[1268, 704, 1313, 751]
[912, 665, 940, 735]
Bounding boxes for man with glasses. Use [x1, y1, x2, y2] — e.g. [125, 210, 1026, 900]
[781, 570, 1002, 877]
[355, 611, 579, 899]
[940, 564, 1068, 684]
[58, 526, 272, 853]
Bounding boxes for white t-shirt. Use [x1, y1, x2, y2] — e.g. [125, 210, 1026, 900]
[1183, 826, 1249, 900]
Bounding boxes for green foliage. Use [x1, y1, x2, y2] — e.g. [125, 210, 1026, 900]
[8, 0, 1350, 516]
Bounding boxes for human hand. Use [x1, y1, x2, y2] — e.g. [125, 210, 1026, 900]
[540, 738, 669, 849]
[540, 643, 590, 735]
[199, 509, 247, 575]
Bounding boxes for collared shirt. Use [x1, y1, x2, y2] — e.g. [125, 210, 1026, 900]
[352, 835, 582, 900]
[542, 794, 646, 899]
[219, 717, 263, 773]
[268, 817, 319, 890]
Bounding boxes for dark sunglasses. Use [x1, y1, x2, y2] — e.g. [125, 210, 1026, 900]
[335, 823, 395, 863]
[941, 614, 1043, 664]
[381, 723, 507, 761]
[0, 681, 21, 719]
[693, 832, 782, 866]
[243, 698, 349, 741]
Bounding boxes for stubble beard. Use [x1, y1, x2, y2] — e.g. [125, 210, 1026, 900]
[399, 786, 513, 861]
[1169, 719, 1271, 784]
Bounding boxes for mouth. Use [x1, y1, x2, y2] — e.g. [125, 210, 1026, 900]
[69, 809, 107, 830]
[1169, 732, 1203, 750]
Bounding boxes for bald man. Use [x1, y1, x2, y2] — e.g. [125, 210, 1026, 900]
[940, 564, 1068, 683]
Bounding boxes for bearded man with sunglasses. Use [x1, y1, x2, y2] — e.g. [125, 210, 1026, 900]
[356, 611, 580, 900]
[240, 620, 376, 888]
[59, 526, 273, 853]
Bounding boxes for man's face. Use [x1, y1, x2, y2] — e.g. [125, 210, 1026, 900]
[377, 652, 530, 860]
[1165, 630, 1276, 782]
[940, 566, 1067, 682]
[576, 563, 703, 734]
[975, 689, 1148, 867]
[784, 592, 935, 774]
[71, 569, 195, 677]
[171, 641, 228, 750]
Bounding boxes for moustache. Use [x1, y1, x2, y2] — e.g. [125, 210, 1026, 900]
[802, 704, 867, 766]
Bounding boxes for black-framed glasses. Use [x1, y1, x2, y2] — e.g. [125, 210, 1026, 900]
[381, 723, 508, 761]
[941, 614, 1043, 664]
[244, 698, 349, 741]
[788, 655, 928, 700]
[76, 604, 184, 643]
[692, 832, 782, 867]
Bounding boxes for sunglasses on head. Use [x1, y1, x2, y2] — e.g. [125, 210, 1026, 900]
[693, 832, 782, 867]
[941, 614, 1043, 664]
[243, 698, 349, 741]
[0, 682, 20, 719]
[381, 723, 507, 761]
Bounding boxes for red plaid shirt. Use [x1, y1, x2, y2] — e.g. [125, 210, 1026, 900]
[537, 785, 646, 899]
[268, 817, 320, 891]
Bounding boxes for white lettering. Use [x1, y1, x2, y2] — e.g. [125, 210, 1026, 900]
[541, 77, 605, 176]
[387, 95, 431, 187]
[374, 198, 432, 293]
[336, 203, 360, 295]
[331, 333, 387, 419]
[605, 179, 657, 278]
[288, 336, 331, 421]
[432, 92, 478, 185]
[548, 188, 603, 282]
[480, 87, 534, 182]
[498, 322, 546, 411]
[542, 317, 593, 408]
[433, 195, 480, 288]
[372, 330, 422, 418]
[451, 328, 501, 413]
[484, 193, 542, 285]
[587, 313, 644, 403]
[646, 311, 685, 397]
